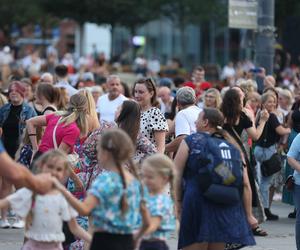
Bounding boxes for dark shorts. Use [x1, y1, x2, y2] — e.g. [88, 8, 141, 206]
[139, 240, 169, 250]
[90, 232, 133, 250]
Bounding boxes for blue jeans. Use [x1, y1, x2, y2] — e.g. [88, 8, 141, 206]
[294, 184, 300, 249]
[254, 145, 277, 208]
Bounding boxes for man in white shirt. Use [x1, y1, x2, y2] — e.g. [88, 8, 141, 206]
[96, 75, 127, 122]
[54, 64, 78, 97]
[165, 87, 201, 153]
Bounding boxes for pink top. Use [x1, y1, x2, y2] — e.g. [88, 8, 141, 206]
[38, 114, 80, 153]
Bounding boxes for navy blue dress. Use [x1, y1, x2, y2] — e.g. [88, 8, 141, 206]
[178, 133, 255, 249]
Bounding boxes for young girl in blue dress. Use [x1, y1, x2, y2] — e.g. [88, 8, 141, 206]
[53, 128, 144, 250]
[135, 153, 176, 250]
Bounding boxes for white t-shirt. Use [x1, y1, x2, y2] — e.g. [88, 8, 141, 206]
[8, 188, 77, 242]
[97, 93, 127, 122]
[175, 105, 202, 137]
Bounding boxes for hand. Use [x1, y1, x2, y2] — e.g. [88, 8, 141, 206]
[33, 173, 53, 194]
[247, 214, 258, 229]
[74, 178, 84, 192]
[260, 109, 269, 122]
[52, 176, 65, 191]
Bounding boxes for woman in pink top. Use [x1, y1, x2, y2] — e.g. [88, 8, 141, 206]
[26, 93, 89, 163]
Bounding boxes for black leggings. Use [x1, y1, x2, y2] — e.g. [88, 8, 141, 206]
[90, 232, 134, 250]
[139, 240, 169, 250]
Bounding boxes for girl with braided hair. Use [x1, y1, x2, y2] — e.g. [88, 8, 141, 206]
[53, 128, 146, 250]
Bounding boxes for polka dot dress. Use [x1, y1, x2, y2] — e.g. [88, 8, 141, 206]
[140, 107, 168, 146]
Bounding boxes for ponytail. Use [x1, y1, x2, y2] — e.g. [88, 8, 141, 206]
[115, 159, 129, 216]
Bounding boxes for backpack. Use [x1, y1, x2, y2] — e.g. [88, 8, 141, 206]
[196, 132, 244, 206]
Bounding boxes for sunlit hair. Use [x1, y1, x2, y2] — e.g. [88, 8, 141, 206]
[221, 88, 242, 126]
[204, 88, 222, 109]
[133, 78, 159, 107]
[0, 93, 7, 107]
[115, 100, 140, 145]
[261, 92, 277, 105]
[142, 154, 175, 200]
[57, 93, 89, 135]
[78, 88, 99, 131]
[26, 149, 70, 230]
[98, 128, 138, 216]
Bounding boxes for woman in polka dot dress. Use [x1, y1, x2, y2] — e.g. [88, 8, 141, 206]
[133, 78, 168, 153]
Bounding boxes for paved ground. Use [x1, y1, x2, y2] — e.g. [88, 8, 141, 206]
[0, 202, 296, 250]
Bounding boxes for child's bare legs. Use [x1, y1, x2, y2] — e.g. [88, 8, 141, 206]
[0, 178, 12, 226]
[183, 242, 225, 250]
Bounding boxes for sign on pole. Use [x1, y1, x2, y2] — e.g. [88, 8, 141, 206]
[229, 0, 258, 29]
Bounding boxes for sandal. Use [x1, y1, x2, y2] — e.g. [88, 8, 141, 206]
[252, 226, 268, 237]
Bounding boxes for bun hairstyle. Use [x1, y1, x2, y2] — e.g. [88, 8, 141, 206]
[59, 93, 89, 135]
[98, 128, 137, 216]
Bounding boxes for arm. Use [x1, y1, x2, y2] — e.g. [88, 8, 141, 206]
[58, 141, 72, 154]
[246, 109, 269, 141]
[68, 165, 84, 191]
[288, 157, 300, 172]
[165, 135, 185, 153]
[68, 218, 92, 243]
[26, 116, 47, 151]
[173, 141, 189, 219]
[242, 167, 258, 228]
[53, 178, 98, 216]
[0, 151, 52, 194]
[275, 125, 291, 136]
[153, 131, 166, 153]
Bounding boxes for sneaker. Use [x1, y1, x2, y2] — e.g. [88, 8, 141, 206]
[11, 219, 25, 229]
[0, 219, 10, 228]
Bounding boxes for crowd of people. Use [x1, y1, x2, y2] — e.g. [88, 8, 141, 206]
[1, 46, 300, 250]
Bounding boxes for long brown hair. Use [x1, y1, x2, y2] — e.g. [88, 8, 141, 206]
[115, 100, 140, 145]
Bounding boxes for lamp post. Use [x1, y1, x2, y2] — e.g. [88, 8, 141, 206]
[255, 0, 275, 75]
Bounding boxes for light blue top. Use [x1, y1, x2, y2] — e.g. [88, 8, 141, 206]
[144, 188, 176, 240]
[88, 171, 142, 234]
[287, 133, 300, 185]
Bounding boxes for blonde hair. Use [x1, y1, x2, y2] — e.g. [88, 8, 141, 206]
[204, 88, 222, 109]
[98, 128, 138, 216]
[78, 88, 100, 132]
[58, 93, 89, 136]
[279, 88, 293, 106]
[142, 154, 175, 200]
[26, 149, 70, 230]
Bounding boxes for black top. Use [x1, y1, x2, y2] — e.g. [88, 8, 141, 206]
[256, 113, 280, 148]
[292, 109, 300, 133]
[223, 111, 253, 137]
[2, 104, 22, 158]
[42, 105, 57, 115]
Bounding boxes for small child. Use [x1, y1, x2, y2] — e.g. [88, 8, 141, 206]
[135, 154, 176, 250]
[53, 128, 145, 250]
[0, 149, 91, 250]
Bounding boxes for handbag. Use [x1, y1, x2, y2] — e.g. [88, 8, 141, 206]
[260, 152, 282, 177]
[285, 175, 295, 191]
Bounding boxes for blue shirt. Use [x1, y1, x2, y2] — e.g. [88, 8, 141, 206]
[144, 188, 176, 240]
[88, 171, 142, 234]
[287, 133, 300, 185]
